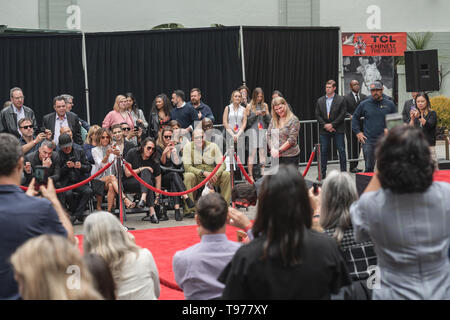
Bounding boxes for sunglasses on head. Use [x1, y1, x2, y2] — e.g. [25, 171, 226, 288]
[122, 127, 131, 131]
[20, 125, 33, 129]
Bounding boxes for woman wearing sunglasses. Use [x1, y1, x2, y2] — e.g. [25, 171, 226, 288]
[91, 128, 133, 212]
[156, 126, 195, 221]
[123, 137, 162, 224]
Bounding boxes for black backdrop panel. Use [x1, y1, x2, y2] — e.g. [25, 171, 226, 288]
[0, 34, 87, 126]
[243, 27, 339, 161]
[86, 27, 242, 126]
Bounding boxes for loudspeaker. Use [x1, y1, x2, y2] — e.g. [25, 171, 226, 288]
[405, 49, 439, 92]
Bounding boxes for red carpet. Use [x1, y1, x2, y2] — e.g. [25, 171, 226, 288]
[76, 224, 242, 300]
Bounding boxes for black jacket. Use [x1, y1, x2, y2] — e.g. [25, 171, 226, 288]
[23, 150, 61, 185]
[315, 94, 347, 134]
[344, 91, 367, 117]
[402, 98, 415, 124]
[58, 146, 92, 185]
[42, 111, 83, 145]
[0, 105, 37, 138]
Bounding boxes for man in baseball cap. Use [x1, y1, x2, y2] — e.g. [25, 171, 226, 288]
[351, 81, 397, 172]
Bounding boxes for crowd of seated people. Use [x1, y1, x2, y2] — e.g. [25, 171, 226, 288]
[1, 89, 450, 301]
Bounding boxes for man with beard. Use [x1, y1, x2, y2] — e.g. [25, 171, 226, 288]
[352, 81, 396, 172]
[185, 88, 215, 123]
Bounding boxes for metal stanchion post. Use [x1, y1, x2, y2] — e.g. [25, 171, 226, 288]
[445, 129, 449, 160]
[117, 156, 135, 230]
[315, 143, 322, 182]
[229, 145, 235, 208]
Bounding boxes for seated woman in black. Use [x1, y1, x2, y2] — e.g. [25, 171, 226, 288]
[123, 137, 161, 224]
[156, 126, 195, 221]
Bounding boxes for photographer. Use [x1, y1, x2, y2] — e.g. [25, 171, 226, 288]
[58, 134, 93, 223]
[0, 133, 73, 300]
[18, 118, 52, 156]
[120, 121, 144, 147]
[23, 140, 61, 186]
[110, 124, 135, 157]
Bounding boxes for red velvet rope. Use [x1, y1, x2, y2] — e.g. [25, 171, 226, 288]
[233, 154, 254, 185]
[302, 146, 316, 177]
[160, 278, 183, 292]
[20, 161, 115, 193]
[123, 155, 226, 196]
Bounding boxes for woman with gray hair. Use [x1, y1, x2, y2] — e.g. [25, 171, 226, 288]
[83, 211, 160, 300]
[312, 170, 377, 283]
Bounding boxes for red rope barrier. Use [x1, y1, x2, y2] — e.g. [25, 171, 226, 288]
[302, 146, 316, 177]
[20, 161, 115, 193]
[160, 278, 183, 292]
[123, 155, 226, 196]
[233, 154, 254, 185]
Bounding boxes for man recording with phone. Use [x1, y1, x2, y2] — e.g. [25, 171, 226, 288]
[23, 140, 61, 187]
[18, 117, 52, 156]
[0, 133, 73, 300]
[57, 134, 93, 223]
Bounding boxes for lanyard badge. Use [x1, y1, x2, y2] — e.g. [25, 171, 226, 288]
[234, 124, 239, 133]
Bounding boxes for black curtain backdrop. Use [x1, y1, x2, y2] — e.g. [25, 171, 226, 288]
[243, 27, 339, 162]
[0, 33, 87, 126]
[85, 27, 242, 126]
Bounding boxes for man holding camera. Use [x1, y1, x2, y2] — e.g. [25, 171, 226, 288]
[0, 133, 73, 300]
[23, 140, 61, 186]
[18, 117, 52, 156]
[58, 134, 93, 223]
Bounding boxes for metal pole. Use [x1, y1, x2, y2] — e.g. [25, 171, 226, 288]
[229, 144, 235, 208]
[239, 26, 246, 85]
[316, 143, 322, 182]
[445, 129, 449, 160]
[81, 31, 91, 124]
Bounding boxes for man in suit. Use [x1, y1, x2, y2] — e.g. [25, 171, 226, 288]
[402, 92, 418, 124]
[0, 87, 37, 138]
[42, 95, 83, 146]
[315, 80, 347, 179]
[344, 80, 367, 173]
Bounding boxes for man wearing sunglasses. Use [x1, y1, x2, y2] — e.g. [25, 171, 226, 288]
[18, 117, 52, 156]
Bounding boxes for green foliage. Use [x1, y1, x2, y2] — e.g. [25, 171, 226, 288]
[431, 95, 450, 129]
[152, 23, 184, 30]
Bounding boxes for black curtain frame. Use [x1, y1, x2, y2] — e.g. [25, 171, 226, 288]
[0, 33, 87, 126]
[243, 26, 340, 161]
[85, 27, 243, 126]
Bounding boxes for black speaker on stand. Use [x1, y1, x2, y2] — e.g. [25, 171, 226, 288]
[405, 49, 439, 92]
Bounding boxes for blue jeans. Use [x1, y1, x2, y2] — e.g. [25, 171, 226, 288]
[320, 132, 346, 176]
[362, 142, 376, 172]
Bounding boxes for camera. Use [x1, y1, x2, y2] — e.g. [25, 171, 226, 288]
[38, 127, 46, 134]
[34, 166, 49, 186]
[68, 156, 76, 163]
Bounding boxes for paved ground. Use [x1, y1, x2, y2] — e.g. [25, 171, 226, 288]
[73, 141, 449, 236]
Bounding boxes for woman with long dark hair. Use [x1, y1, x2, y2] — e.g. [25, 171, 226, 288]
[408, 91, 438, 162]
[125, 92, 148, 133]
[123, 137, 162, 223]
[350, 125, 450, 299]
[148, 94, 172, 140]
[156, 126, 195, 221]
[220, 165, 350, 299]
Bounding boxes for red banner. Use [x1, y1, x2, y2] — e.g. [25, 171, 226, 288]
[342, 32, 407, 56]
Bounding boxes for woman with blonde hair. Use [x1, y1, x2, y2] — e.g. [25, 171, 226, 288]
[91, 128, 135, 211]
[10, 234, 102, 300]
[83, 124, 101, 164]
[267, 97, 300, 166]
[246, 87, 271, 181]
[83, 211, 160, 300]
[102, 95, 135, 130]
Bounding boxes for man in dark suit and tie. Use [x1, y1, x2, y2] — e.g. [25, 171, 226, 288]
[344, 80, 367, 173]
[315, 80, 347, 179]
[402, 92, 418, 124]
[42, 95, 83, 146]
